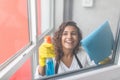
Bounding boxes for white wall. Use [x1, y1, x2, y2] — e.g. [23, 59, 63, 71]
[73, 0, 120, 38]
[55, 0, 120, 38]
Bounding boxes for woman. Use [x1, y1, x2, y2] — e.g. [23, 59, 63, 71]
[34, 21, 95, 78]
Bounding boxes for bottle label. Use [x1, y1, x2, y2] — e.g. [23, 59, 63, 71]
[46, 58, 55, 76]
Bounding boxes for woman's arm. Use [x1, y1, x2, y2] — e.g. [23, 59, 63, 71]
[34, 65, 44, 79]
[38, 66, 45, 76]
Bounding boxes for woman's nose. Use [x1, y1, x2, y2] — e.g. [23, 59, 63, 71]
[67, 33, 72, 38]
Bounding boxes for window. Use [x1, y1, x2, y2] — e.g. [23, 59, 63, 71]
[34, 0, 120, 80]
[0, 0, 29, 65]
[33, 0, 55, 79]
[9, 58, 32, 80]
[0, 0, 119, 80]
[0, 0, 36, 79]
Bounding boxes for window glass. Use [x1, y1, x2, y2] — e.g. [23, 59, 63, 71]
[10, 58, 32, 80]
[0, 0, 29, 64]
[35, 0, 119, 80]
[37, 0, 41, 35]
[37, 0, 51, 35]
[34, 0, 54, 79]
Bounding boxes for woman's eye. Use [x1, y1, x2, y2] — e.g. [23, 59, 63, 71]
[62, 32, 67, 35]
[62, 32, 77, 36]
[71, 32, 77, 35]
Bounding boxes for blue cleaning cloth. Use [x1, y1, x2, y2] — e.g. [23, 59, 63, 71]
[81, 20, 114, 64]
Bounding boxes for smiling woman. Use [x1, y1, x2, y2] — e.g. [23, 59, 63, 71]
[52, 21, 95, 73]
[35, 21, 95, 79]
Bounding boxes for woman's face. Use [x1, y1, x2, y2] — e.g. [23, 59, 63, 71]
[61, 26, 79, 50]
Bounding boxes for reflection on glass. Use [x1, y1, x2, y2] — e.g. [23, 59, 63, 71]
[0, 0, 29, 64]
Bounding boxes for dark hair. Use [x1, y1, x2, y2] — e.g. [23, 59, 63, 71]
[52, 21, 82, 63]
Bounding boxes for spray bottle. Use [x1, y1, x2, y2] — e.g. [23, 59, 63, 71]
[44, 36, 55, 76]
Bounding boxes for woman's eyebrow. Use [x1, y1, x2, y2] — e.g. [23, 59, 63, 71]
[63, 30, 77, 33]
[63, 30, 68, 32]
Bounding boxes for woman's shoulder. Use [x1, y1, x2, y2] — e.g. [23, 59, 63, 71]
[76, 47, 96, 67]
[77, 47, 88, 57]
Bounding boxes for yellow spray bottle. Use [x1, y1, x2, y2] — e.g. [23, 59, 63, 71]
[39, 35, 55, 75]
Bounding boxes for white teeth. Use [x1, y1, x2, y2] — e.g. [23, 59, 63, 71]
[65, 39, 73, 44]
[65, 40, 73, 44]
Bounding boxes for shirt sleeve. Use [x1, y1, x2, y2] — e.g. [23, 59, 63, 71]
[77, 48, 96, 68]
[34, 65, 43, 79]
[85, 53, 96, 67]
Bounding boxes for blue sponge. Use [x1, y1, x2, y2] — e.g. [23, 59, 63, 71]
[81, 20, 114, 64]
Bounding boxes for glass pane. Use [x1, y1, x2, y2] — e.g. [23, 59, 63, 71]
[10, 58, 32, 80]
[35, 0, 119, 80]
[0, 0, 29, 64]
[37, 0, 51, 35]
[37, 0, 41, 35]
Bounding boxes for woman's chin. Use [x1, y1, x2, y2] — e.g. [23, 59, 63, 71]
[64, 46, 74, 50]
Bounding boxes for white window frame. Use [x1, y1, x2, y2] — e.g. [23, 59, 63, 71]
[0, 0, 37, 79]
[32, 0, 55, 78]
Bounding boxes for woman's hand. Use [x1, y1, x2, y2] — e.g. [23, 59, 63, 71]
[39, 42, 55, 67]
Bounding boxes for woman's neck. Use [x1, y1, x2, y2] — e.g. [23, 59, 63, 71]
[63, 53, 73, 59]
[61, 50, 73, 68]
[63, 49, 73, 57]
